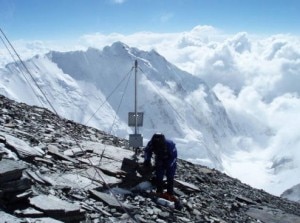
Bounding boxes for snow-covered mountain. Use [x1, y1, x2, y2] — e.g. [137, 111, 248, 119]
[0, 42, 240, 169]
[1, 41, 298, 198]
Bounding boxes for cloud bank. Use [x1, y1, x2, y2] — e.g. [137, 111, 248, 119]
[1, 25, 300, 195]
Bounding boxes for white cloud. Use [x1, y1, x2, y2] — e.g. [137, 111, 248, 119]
[111, 0, 126, 4]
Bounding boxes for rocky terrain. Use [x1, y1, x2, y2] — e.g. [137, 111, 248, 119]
[1, 94, 300, 223]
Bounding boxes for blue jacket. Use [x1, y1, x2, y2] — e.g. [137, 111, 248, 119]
[144, 138, 177, 168]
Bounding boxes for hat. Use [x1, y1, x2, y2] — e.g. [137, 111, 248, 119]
[151, 133, 165, 149]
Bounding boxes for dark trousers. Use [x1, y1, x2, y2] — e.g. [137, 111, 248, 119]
[155, 160, 176, 194]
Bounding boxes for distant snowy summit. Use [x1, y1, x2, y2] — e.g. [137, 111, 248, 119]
[48, 41, 205, 93]
[0, 41, 258, 170]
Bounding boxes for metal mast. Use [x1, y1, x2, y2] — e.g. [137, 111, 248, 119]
[134, 60, 138, 135]
[128, 60, 143, 151]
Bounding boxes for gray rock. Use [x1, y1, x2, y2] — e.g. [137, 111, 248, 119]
[29, 194, 84, 221]
[0, 210, 23, 222]
[0, 159, 26, 183]
[89, 189, 127, 209]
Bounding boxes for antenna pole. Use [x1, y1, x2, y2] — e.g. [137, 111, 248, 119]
[128, 60, 143, 152]
[134, 60, 138, 134]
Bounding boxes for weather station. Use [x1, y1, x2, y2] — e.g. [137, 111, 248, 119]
[128, 60, 143, 154]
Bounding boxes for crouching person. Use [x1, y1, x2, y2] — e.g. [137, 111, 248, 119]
[144, 133, 177, 200]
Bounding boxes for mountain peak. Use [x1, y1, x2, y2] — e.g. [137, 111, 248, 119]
[111, 41, 129, 48]
[103, 41, 130, 55]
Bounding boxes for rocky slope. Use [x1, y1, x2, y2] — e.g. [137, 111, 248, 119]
[1, 94, 300, 223]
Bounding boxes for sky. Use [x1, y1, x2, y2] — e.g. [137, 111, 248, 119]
[1, 0, 300, 41]
[1, 0, 300, 196]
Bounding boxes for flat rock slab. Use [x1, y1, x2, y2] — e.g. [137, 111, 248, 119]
[25, 218, 63, 223]
[98, 157, 126, 177]
[64, 147, 85, 157]
[15, 207, 44, 218]
[4, 133, 44, 159]
[247, 206, 300, 223]
[0, 159, 26, 183]
[26, 170, 47, 184]
[78, 156, 126, 177]
[0, 210, 22, 223]
[30, 194, 81, 215]
[82, 142, 134, 162]
[82, 167, 121, 185]
[47, 145, 79, 164]
[29, 194, 86, 222]
[89, 189, 125, 209]
[34, 157, 54, 166]
[174, 179, 201, 192]
[46, 172, 101, 189]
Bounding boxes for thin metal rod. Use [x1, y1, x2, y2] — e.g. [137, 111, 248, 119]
[134, 60, 138, 134]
